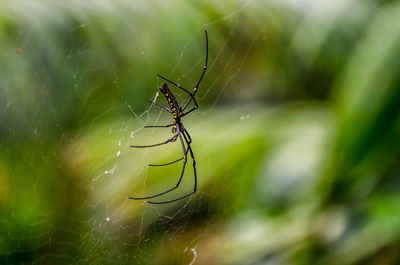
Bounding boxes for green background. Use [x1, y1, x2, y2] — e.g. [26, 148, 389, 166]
[1, 0, 400, 264]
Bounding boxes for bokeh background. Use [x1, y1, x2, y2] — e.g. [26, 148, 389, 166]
[1, 0, 400, 264]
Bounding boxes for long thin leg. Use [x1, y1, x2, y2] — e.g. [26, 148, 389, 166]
[194, 31, 209, 91]
[148, 130, 197, 204]
[148, 100, 172, 113]
[156, 74, 198, 108]
[148, 145, 189, 166]
[156, 74, 195, 97]
[148, 156, 184, 167]
[128, 131, 187, 200]
[144, 124, 174, 128]
[130, 134, 177, 148]
[180, 107, 196, 118]
[183, 129, 192, 143]
[181, 30, 208, 112]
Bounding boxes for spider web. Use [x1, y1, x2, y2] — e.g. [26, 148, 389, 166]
[101, 15, 262, 265]
[0, 0, 267, 264]
[4, 1, 399, 264]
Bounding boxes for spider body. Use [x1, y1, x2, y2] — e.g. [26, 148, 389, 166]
[129, 30, 208, 204]
[159, 82, 184, 135]
[159, 82, 181, 116]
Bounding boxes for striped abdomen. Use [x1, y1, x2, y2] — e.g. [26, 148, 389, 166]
[159, 83, 181, 118]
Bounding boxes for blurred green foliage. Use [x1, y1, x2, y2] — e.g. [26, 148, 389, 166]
[1, 0, 400, 264]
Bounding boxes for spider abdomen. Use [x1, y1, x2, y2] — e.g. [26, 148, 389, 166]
[159, 82, 181, 117]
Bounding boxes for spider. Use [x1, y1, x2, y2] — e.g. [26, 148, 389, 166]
[129, 30, 208, 204]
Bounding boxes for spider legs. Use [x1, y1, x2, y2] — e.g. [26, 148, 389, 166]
[148, 146, 188, 166]
[156, 31, 208, 115]
[130, 31, 207, 204]
[148, 100, 172, 113]
[131, 121, 178, 148]
[148, 155, 185, 167]
[181, 30, 208, 112]
[182, 130, 197, 194]
[147, 129, 197, 204]
[130, 134, 177, 148]
[129, 130, 188, 201]
[141, 123, 183, 166]
[180, 107, 197, 118]
[144, 124, 174, 128]
[156, 74, 199, 112]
